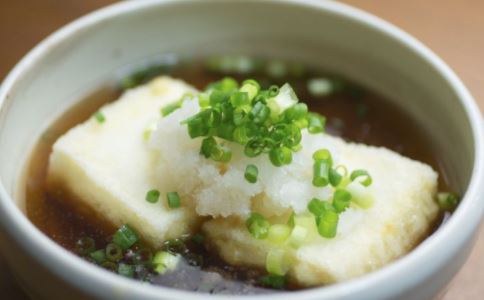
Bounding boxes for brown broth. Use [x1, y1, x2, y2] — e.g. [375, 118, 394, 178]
[24, 58, 451, 294]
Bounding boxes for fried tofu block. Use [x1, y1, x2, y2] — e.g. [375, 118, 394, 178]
[47, 77, 199, 247]
[203, 141, 439, 286]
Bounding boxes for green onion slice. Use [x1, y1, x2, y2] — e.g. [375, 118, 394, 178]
[93, 111, 106, 124]
[317, 210, 339, 238]
[76, 237, 96, 255]
[350, 169, 372, 186]
[112, 224, 139, 250]
[246, 213, 270, 239]
[267, 224, 291, 244]
[166, 192, 181, 208]
[244, 164, 258, 183]
[105, 243, 123, 262]
[153, 251, 180, 274]
[437, 192, 459, 212]
[117, 263, 135, 278]
[145, 189, 160, 203]
[332, 189, 352, 213]
[266, 248, 290, 276]
[313, 159, 330, 187]
[258, 274, 288, 289]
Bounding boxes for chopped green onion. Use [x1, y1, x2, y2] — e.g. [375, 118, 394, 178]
[313, 159, 330, 187]
[118, 263, 135, 278]
[105, 243, 123, 262]
[161, 101, 182, 116]
[76, 237, 96, 255]
[166, 192, 181, 208]
[153, 251, 181, 274]
[93, 111, 106, 124]
[317, 210, 339, 238]
[266, 248, 289, 276]
[233, 126, 250, 144]
[89, 249, 106, 264]
[346, 181, 374, 209]
[284, 103, 308, 122]
[268, 85, 280, 97]
[350, 169, 372, 186]
[200, 136, 217, 158]
[210, 144, 232, 162]
[246, 213, 270, 239]
[267, 83, 298, 115]
[288, 224, 308, 249]
[437, 192, 459, 212]
[267, 224, 291, 244]
[240, 79, 260, 101]
[251, 101, 271, 124]
[312, 149, 332, 164]
[145, 189, 160, 203]
[307, 113, 325, 134]
[269, 147, 292, 167]
[308, 198, 326, 217]
[191, 233, 205, 245]
[244, 138, 265, 157]
[258, 274, 287, 289]
[266, 60, 287, 78]
[307, 78, 334, 97]
[332, 189, 352, 213]
[198, 92, 210, 108]
[230, 91, 250, 107]
[112, 224, 139, 250]
[329, 168, 343, 187]
[244, 164, 258, 183]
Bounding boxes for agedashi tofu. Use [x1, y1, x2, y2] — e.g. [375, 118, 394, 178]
[203, 141, 438, 286]
[47, 77, 199, 247]
[47, 76, 440, 287]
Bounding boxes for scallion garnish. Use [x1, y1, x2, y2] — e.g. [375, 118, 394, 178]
[266, 248, 289, 276]
[161, 102, 182, 117]
[269, 147, 293, 167]
[76, 237, 96, 255]
[89, 249, 106, 264]
[152, 251, 180, 274]
[258, 274, 288, 289]
[117, 263, 135, 278]
[332, 189, 352, 213]
[178, 78, 325, 167]
[246, 213, 270, 239]
[317, 210, 339, 238]
[93, 111, 106, 124]
[312, 159, 330, 187]
[437, 192, 459, 212]
[312, 149, 332, 163]
[244, 164, 258, 183]
[106, 243, 123, 262]
[166, 192, 181, 208]
[267, 224, 291, 244]
[307, 113, 326, 134]
[191, 233, 205, 245]
[350, 169, 372, 186]
[112, 224, 139, 250]
[145, 189, 160, 203]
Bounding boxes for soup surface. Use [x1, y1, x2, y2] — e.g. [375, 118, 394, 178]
[24, 56, 451, 294]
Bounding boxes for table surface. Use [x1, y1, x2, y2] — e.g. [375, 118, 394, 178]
[0, 1, 483, 299]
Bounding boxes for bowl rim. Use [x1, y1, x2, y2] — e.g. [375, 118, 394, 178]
[1, 0, 483, 299]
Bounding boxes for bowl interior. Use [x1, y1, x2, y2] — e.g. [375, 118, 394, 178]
[0, 0, 479, 299]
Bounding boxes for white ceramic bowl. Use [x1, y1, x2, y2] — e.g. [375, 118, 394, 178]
[0, 0, 483, 299]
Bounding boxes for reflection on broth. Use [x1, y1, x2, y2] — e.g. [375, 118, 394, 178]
[25, 56, 454, 294]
